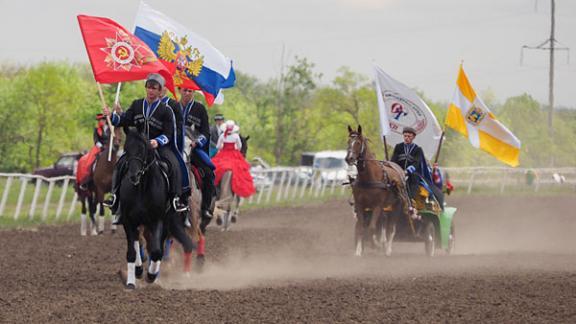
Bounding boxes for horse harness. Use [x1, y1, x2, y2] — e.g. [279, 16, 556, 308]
[348, 134, 392, 190]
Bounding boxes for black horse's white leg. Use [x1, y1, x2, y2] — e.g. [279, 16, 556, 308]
[146, 220, 164, 283]
[124, 224, 138, 289]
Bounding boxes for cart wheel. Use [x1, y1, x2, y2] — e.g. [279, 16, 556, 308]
[424, 221, 436, 257]
[447, 222, 455, 255]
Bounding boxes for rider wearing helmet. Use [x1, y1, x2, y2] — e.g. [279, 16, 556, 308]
[103, 73, 188, 223]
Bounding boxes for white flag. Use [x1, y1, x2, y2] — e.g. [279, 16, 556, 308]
[373, 65, 443, 159]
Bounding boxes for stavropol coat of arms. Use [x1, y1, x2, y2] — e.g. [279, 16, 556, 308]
[101, 30, 157, 71]
[157, 31, 204, 86]
[465, 105, 487, 125]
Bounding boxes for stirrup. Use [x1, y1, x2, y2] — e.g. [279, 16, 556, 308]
[184, 215, 192, 228]
[173, 197, 189, 213]
[202, 209, 213, 220]
[103, 194, 116, 208]
[112, 214, 122, 225]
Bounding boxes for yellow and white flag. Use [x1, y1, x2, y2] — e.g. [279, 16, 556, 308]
[445, 65, 521, 167]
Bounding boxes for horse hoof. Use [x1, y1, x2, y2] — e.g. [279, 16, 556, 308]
[126, 283, 136, 290]
[146, 272, 158, 283]
[135, 266, 143, 279]
[231, 216, 237, 223]
[216, 216, 222, 226]
[111, 229, 116, 235]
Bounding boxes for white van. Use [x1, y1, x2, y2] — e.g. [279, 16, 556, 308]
[300, 150, 356, 184]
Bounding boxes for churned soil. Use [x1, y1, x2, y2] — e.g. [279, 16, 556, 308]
[1, 194, 576, 323]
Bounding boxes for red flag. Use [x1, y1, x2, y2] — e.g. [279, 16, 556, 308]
[77, 15, 176, 96]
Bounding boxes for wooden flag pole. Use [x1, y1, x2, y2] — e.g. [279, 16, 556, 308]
[96, 82, 114, 162]
[106, 82, 122, 159]
[433, 131, 445, 164]
[382, 135, 389, 161]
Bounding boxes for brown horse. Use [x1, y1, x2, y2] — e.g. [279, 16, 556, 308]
[345, 125, 410, 256]
[77, 127, 121, 235]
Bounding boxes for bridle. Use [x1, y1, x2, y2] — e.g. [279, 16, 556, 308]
[126, 137, 156, 186]
[347, 133, 392, 189]
[347, 133, 367, 170]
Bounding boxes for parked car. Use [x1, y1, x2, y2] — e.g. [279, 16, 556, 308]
[33, 152, 83, 178]
[298, 150, 356, 185]
[312, 150, 355, 184]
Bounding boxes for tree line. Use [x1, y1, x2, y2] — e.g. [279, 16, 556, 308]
[0, 60, 574, 172]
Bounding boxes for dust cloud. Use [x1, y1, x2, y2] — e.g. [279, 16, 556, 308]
[158, 195, 576, 290]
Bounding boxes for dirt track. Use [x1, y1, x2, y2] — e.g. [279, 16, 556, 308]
[1, 195, 576, 323]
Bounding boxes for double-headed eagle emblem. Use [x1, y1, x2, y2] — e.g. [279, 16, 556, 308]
[157, 31, 204, 86]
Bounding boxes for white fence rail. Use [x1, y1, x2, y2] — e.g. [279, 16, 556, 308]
[1, 167, 574, 223]
[0, 173, 77, 222]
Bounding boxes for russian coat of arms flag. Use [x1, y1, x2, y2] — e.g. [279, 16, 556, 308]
[134, 2, 236, 106]
[77, 14, 175, 95]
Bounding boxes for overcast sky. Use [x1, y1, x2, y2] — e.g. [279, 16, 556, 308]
[1, 0, 574, 107]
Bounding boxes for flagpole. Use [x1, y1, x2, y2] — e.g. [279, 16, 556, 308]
[382, 135, 389, 160]
[433, 131, 445, 164]
[96, 82, 114, 162]
[106, 82, 122, 161]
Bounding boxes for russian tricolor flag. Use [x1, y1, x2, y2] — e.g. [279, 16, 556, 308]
[134, 2, 235, 105]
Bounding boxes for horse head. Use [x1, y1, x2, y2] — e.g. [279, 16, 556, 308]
[124, 128, 152, 186]
[346, 125, 365, 166]
[240, 135, 250, 157]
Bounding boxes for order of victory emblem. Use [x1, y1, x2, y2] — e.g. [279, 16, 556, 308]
[384, 91, 427, 135]
[101, 30, 157, 71]
[465, 105, 487, 125]
[157, 31, 204, 86]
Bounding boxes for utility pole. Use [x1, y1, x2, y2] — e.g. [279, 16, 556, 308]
[547, 0, 555, 137]
[521, 0, 570, 137]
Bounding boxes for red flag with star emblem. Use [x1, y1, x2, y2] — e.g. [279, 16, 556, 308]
[77, 15, 176, 96]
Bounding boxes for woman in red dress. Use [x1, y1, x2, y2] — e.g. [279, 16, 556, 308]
[211, 120, 256, 198]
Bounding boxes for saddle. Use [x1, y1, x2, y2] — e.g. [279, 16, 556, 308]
[156, 154, 172, 190]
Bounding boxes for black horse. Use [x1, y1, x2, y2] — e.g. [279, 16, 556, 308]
[119, 129, 193, 289]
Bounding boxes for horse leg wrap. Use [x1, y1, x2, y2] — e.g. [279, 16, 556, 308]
[134, 241, 144, 279]
[148, 260, 161, 276]
[80, 214, 87, 236]
[183, 252, 193, 273]
[134, 241, 142, 267]
[98, 215, 105, 233]
[127, 262, 136, 287]
[164, 239, 172, 260]
[197, 235, 206, 256]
